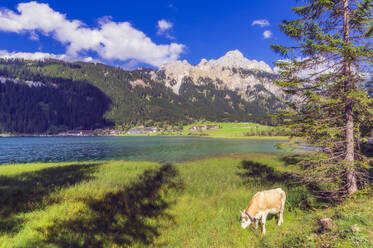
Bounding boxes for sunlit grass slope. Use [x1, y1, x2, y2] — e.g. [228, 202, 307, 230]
[0, 155, 372, 247]
[183, 122, 284, 137]
[126, 122, 289, 140]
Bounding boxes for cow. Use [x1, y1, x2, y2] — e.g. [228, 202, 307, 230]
[240, 188, 286, 234]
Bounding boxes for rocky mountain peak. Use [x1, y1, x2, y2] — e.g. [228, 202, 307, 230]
[197, 50, 273, 73]
[199, 58, 208, 66]
[159, 60, 192, 77]
[223, 49, 245, 59]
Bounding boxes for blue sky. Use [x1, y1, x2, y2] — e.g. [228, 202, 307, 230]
[0, 0, 298, 69]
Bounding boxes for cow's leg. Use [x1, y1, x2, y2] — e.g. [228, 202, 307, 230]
[277, 212, 283, 226]
[261, 213, 268, 234]
[278, 197, 285, 226]
[255, 219, 259, 229]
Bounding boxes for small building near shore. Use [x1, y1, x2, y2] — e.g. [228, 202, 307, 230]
[127, 127, 160, 134]
[127, 128, 144, 134]
[189, 125, 218, 131]
[58, 130, 95, 136]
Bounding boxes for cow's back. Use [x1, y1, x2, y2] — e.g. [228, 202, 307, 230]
[256, 188, 285, 212]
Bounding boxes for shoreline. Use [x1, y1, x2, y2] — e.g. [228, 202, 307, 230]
[120, 134, 290, 141]
[0, 133, 290, 140]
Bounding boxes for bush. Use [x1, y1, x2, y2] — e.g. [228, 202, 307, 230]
[285, 186, 319, 211]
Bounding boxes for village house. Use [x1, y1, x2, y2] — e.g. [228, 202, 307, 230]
[109, 130, 119, 136]
[189, 125, 219, 131]
[127, 127, 160, 134]
[58, 130, 95, 136]
[127, 128, 144, 134]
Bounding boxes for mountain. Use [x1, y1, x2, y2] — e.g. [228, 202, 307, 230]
[150, 50, 287, 111]
[154, 50, 280, 95]
[0, 50, 287, 134]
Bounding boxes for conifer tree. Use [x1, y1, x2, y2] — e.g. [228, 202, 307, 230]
[272, 0, 373, 198]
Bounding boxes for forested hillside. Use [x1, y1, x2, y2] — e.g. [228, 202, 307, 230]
[0, 76, 112, 134]
[0, 59, 284, 134]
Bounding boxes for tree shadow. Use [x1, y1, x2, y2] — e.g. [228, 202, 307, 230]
[361, 142, 373, 158]
[237, 160, 295, 186]
[280, 155, 302, 166]
[0, 163, 100, 234]
[38, 164, 184, 247]
[368, 160, 373, 183]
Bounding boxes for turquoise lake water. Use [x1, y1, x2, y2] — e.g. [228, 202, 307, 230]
[0, 136, 287, 164]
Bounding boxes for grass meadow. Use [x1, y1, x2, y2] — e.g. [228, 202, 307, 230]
[125, 122, 290, 140]
[0, 154, 372, 247]
[182, 122, 289, 138]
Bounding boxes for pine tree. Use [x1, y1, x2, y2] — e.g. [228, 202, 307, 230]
[272, 0, 373, 198]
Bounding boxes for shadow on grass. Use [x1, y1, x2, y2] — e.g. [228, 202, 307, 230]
[280, 155, 302, 166]
[368, 160, 373, 183]
[361, 142, 373, 158]
[38, 164, 184, 247]
[237, 160, 295, 186]
[0, 163, 100, 234]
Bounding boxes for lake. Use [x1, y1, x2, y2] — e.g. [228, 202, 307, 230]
[0, 136, 287, 164]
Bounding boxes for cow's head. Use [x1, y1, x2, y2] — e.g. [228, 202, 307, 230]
[240, 210, 252, 229]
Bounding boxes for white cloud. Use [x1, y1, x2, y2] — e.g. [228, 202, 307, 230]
[263, 30, 272, 39]
[251, 19, 270, 27]
[122, 59, 139, 70]
[97, 16, 113, 25]
[157, 19, 174, 39]
[0, 2, 184, 67]
[0, 50, 94, 62]
[157, 20, 173, 33]
[29, 30, 39, 40]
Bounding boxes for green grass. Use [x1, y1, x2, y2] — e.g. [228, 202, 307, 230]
[183, 122, 289, 139]
[0, 155, 372, 247]
[0, 134, 12, 137]
[124, 122, 289, 140]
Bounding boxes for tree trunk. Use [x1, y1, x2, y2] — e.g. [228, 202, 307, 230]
[343, 0, 358, 195]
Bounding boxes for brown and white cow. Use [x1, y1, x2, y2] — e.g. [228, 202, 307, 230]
[240, 188, 286, 234]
